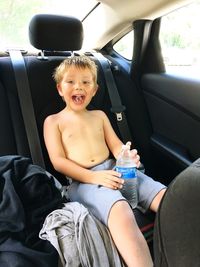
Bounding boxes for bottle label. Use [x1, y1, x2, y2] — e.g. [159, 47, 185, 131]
[115, 166, 137, 179]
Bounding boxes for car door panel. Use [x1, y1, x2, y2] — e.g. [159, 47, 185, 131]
[142, 73, 200, 171]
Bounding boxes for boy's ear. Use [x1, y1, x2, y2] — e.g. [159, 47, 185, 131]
[56, 84, 63, 97]
[92, 84, 98, 97]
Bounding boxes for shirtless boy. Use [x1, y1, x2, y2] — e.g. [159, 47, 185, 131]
[44, 55, 166, 267]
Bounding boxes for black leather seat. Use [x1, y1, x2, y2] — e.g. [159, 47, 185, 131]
[154, 158, 200, 266]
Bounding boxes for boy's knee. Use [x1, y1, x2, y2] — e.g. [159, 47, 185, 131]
[150, 188, 166, 212]
[108, 200, 133, 223]
[112, 199, 130, 211]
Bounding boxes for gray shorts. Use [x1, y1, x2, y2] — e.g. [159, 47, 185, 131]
[67, 159, 166, 225]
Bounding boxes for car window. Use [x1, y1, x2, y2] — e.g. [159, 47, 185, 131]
[159, 0, 200, 78]
[113, 31, 134, 60]
[0, 0, 98, 52]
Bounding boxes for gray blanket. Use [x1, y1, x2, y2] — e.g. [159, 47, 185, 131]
[39, 202, 125, 267]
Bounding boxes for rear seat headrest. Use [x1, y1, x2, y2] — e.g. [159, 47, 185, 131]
[29, 14, 83, 51]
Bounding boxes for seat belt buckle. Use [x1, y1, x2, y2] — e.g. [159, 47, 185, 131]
[111, 106, 125, 122]
[116, 112, 123, 121]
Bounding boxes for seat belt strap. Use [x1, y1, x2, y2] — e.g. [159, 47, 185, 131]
[94, 52, 133, 144]
[9, 49, 45, 169]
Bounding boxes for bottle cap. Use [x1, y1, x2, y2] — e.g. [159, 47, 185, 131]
[125, 141, 131, 149]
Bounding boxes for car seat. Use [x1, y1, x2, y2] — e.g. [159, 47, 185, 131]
[154, 158, 200, 266]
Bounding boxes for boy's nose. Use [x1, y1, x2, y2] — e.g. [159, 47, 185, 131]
[75, 81, 82, 90]
[75, 86, 83, 91]
[75, 83, 83, 90]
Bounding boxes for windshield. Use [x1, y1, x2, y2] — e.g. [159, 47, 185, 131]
[0, 0, 98, 51]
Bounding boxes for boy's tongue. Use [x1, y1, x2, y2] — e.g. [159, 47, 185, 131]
[72, 95, 85, 104]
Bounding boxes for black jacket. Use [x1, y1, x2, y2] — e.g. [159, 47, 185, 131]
[0, 155, 64, 267]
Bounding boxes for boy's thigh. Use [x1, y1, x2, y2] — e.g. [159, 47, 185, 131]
[68, 182, 125, 225]
[137, 171, 166, 212]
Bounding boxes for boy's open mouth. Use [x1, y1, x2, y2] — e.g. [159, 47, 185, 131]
[72, 94, 85, 104]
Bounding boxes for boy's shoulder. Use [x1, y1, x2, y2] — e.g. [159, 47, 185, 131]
[44, 110, 63, 126]
[90, 109, 107, 118]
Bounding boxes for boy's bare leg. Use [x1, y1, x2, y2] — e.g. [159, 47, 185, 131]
[108, 200, 153, 267]
[150, 188, 166, 212]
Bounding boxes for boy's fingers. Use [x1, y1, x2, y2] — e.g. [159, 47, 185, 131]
[131, 149, 138, 156]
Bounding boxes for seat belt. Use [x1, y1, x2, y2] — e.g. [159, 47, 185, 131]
[8, 49, 46, 169]
[94, 52, 145, 172]
[94, 52, 133, 144]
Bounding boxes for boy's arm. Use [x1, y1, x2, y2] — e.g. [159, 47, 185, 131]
[43, 115, 123, 189]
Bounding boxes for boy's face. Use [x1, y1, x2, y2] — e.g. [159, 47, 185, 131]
[57, 66, 98, 112]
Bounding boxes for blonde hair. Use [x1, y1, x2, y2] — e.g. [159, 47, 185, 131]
[53, 55, 98, 85]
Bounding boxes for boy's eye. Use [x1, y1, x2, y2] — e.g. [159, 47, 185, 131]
[83, 81, 91, 84]
[66, 80, 73, 84]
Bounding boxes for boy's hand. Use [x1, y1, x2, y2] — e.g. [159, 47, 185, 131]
[90, 170, 124, 190]
[124, 141, 140, 168]
[130, 149, 141, 168]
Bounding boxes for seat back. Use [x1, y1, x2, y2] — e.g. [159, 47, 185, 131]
[154, 158, 200, 266]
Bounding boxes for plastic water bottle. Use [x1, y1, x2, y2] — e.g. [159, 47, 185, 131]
[115, 142, 138, 209]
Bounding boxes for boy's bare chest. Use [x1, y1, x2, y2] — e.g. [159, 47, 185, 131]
[61, 116, 104, 142]
[59, 113, 109, 166]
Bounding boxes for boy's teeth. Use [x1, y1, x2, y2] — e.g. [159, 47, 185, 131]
[73, 95, 84, 103]
[76, 96, 82, 101]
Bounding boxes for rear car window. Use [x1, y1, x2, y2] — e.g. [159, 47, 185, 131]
[159, 0, 200, 79]
[113, 31, 134, 60]
[0, 0, 97, 52]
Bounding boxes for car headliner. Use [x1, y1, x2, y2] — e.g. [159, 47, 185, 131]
[82, 0, 193, 50]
